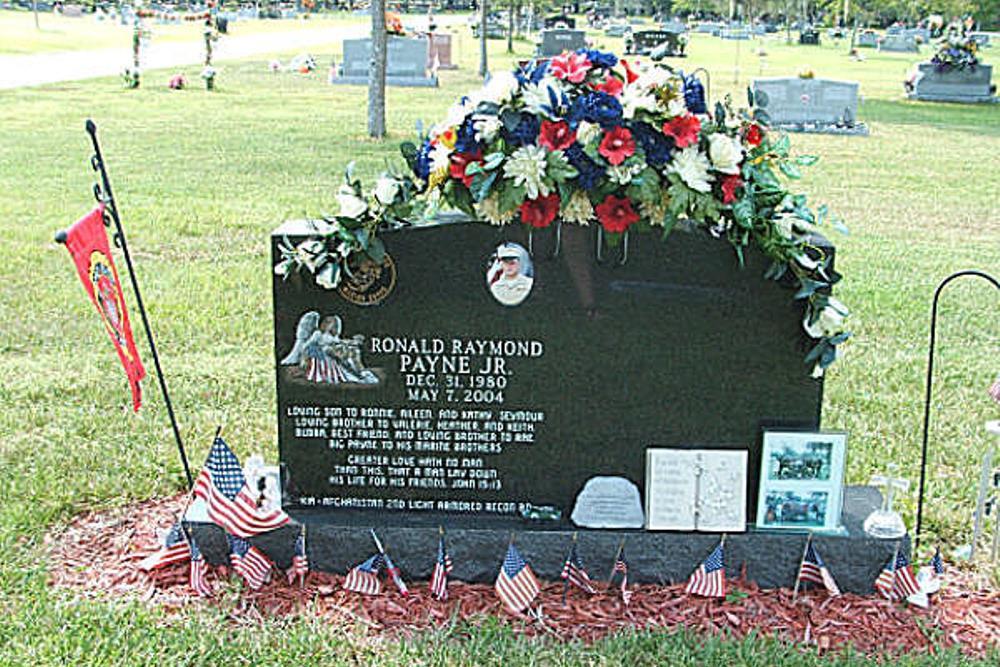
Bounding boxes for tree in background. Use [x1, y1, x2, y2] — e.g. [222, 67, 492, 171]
[479, 0, 489, 77]
[369, 0, 388, 138]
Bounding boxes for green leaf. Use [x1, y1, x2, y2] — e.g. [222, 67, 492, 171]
[660, 212, 678, 239]
[354, 228, 369, 249]
[763, 260, 787, 281]
[804, 340, 827, 365]
[465, 162, 484, 177]
[779, 160, 802, 179]
[366, 237, 386, 264]
[545, 152, 579, 183]
[469, 170, 499, 203]
[482, 152, 504, 171]
[771, 133, 790, 157]
[497, 182, 526, 214]
[795, 154, 820, 166]
[626, 167, 661, 205]
[754, 89, 769, 107]
[794, 278, 829, 300]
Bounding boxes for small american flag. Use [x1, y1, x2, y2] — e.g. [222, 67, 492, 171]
[383, 553, 409, 596]
[931, 547, 945, 576]
[798, 541, 840, 596]
[343, 554, 382, 595]
[561, 541, 596, 595]
[188, 534, 212, 597]
[989, 375, 1000, 405]
[138, 523, 190, 571]
[227, 534, 272, 590]
[193, 437, 290, 538]
[875, 550, 920, 600]
[287, 527, 309, 586]
[429, 533, 454, 601]
[612, 548, 632, 604]
[686, 542, 726, 598]
[495, 544, 539, 614]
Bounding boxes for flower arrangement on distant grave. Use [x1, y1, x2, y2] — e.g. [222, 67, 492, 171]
[930, 29, 981, 73]
[168, 73, 186, 90]
[798, 68, 816, 79]
[386, 11, 405, 36]
[122, 18, 145, 89]
[202, 18, 219, 90]
[275, 50, 850, 375]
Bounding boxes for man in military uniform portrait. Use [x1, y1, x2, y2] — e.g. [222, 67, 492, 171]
[488, 243, 534, 306]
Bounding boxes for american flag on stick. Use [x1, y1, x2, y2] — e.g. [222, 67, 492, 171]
[561, 537, 596, 596]
[193, 436, 289, 538]
[188, 533, 212, 597]
[495, 542, 539, 614]
[430, 530, 454, 601]
[227, 534, 272, 590]
[138, 523, 190, 572]
[875, 549, 920, 601]
[931, 547, 945, 576]
[371, 529, 408, 596]
[287, 526, 309, 586]
[686, 540, 726, 598]
[798, 541, 841, 596]
[343, 554, 383, 596]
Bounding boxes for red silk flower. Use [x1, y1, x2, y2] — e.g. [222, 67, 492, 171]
[620, 58, 639, 84]
[720, 174, 743, 204]
[662, 114, 701, 149]
[538, 120, 577, 151]
[593, 73, 623, 97]
[598, 126, 635, 166]
[449, 150, 483, 187]
[744, 123, 763, 147]
[520, 194, 561, 228]
[550, 50, 592, 84]
[595, 194, 639, 233]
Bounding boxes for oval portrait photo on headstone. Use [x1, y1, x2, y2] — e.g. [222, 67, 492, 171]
[486, 242, 534, 307]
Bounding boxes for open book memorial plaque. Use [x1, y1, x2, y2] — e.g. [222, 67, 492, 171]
[645, 448, 748, 532]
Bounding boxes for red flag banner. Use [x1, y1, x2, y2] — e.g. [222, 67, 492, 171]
[64, 205, 146, 411]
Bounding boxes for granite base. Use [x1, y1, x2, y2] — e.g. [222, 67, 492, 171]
[771, 122, 870, 136]
[332, 75, 439, 88]
[187, 486, 907, 594]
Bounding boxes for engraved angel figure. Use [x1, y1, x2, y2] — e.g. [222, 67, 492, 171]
[281, 311, 378, 385]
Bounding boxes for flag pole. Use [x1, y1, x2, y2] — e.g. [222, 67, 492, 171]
[74, 119, 194, 488]
[606, 537, 626, 589]
[792, 531, 813, 603]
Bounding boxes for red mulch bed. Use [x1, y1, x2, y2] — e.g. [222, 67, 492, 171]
[46, 494, 1000, 658]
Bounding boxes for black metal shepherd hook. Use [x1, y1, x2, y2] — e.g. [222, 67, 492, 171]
[914, 269, 1000, 554]
[56, 120, 194, 488]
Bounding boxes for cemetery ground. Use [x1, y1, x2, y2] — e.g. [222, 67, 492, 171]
[1, 23, 998, 664]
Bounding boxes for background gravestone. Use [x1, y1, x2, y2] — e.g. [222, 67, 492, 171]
[334, 36, 438, 87]
[271, 218, 828, 527]
[537, 29, 587, 57]
[879, 34, 919, 52]
[753, 77, 867, 135]
[428, 33, 456, 70]
[908, 63, 996, 103]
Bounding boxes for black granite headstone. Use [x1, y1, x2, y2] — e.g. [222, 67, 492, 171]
[271, 218, 826, 530]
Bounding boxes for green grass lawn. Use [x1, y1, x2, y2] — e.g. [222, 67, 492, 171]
[0, 28, 998, 665]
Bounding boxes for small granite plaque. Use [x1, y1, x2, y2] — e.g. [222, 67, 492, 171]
[570, 476, 645, 529]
